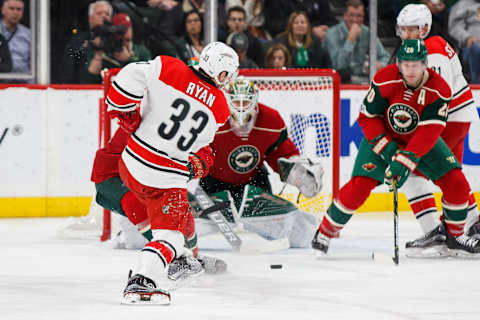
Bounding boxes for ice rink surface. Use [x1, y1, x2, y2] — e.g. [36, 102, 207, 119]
[1, 213, 479, 320]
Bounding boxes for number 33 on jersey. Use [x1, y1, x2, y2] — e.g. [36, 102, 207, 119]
[106, 56, 230, 189]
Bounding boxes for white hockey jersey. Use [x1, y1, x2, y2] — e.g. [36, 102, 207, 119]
[425, 36, 478, 123]
[106, 56, 230, 188]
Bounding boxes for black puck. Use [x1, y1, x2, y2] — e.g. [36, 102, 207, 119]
[270, 264, 283, 269]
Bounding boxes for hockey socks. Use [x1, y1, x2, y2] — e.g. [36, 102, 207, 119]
[407, 193, 439, 234]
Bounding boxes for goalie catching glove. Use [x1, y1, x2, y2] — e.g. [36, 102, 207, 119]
[385, 150, 419, 190]
[278, 157, 324, 198]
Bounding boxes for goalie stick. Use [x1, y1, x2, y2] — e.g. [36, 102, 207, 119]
[193, 186, 290, 253]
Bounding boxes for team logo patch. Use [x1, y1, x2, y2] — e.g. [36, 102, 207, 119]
[387, 104, 419, 134]
[362, 162, 377, 172]
[228, 145, 260, 173]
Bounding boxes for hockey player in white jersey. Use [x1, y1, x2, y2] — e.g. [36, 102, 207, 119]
[106, 42, 239, 304]
[396, 4, 480, 257]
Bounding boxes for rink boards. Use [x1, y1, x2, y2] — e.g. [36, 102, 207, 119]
[1, 85, 480, 217]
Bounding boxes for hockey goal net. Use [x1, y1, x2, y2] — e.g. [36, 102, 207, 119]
[65, 68, 340, 241]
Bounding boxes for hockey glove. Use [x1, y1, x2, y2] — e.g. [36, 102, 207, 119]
[109, 110, 141, 134]
[187, 146, 214, 180]
[385, 150, 419, 191]
[278, 157, 324, 198]
[369, 133, 398, 163]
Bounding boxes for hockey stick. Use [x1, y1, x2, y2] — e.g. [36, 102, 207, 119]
[194, 186, 290, 253]
[193, 187, 242, 250]
[392, 180, 399, 265]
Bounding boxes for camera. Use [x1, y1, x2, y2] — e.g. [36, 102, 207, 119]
[89, 21, 127, 54]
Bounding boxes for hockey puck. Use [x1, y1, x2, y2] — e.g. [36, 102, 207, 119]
[270, 264, 283, 269]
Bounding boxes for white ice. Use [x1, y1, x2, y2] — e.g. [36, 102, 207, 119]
[1, 213, 479, 320]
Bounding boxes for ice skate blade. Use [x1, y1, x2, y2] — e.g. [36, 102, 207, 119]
[405, 246, 450, 259]
[312, 248, 327, 258]
[169, 268, 204, 291]
[448, 250, 480, 259]
[121, 291, 171, 305]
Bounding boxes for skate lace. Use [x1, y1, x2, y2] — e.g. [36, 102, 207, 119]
[456, 235, 479, 248]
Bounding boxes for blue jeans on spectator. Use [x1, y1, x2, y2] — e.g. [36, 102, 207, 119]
[462, 42, 480, 84]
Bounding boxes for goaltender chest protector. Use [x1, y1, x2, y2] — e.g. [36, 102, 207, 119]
[208, 104, 287, 184]
[367, 65, 450, 144]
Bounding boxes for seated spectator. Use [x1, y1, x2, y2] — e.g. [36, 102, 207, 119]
[293, 0, 338, 41]
[264, 43, 291, 68]
[225, 0, 271, 40]
[274, 11, 331, 68]
[60, 0, 113, 83]
[0, 33, 12, 72]
[227, 31, 258, 68]
[176, 9, 205, 65]
[323, 0, 390, 83]
[221, 6, 265, 66]
[448, 0, 480, 83]
[181, 0, 227, 30]
[0, 0, 30, 82]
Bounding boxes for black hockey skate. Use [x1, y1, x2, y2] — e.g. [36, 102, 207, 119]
[466, 219, 480, 240]
[446, 228, 480, 258]
[122, 271, 171, 305]
[311, 229, 330, 255]
[405, 224, 449, 258]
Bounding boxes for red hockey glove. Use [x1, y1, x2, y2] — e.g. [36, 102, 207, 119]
[187, 146, 214, 180]
[109, 110, 141, 134]
[369, 133, 398, 163]
[385, 150, 419, 191]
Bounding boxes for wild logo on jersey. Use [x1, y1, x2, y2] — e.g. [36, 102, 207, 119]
[228, 145, 260, 173]
[387, 104, 419, 134]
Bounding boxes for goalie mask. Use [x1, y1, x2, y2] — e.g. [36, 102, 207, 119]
[224, 77, 259, 137]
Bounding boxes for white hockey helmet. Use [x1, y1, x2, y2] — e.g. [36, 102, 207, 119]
[396, 4, 432, 39]
[224, 76, 259, 137]
[199, 42, 239, 87]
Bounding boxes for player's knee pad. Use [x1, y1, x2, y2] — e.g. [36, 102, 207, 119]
[401, 174, 431, 200]
[435, 169, 469, 204]
[148, 188, 191, 234]
[120, 191, 148, 225]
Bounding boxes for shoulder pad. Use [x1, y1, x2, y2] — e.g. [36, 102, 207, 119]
[255, 103, 286, 129]
[425, 36, 456, 59]
[424, 69, 452, 100]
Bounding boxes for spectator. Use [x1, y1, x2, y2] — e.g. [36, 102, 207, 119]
[227, 31, 258, 68]
[264, 43, 291, 68]
[181, 0, 227, 30]
[0, 0, 30, 82]
[176, 9, 204, 65]
[274, 11, 331, 68]
[293, 0, 338, 41]
[60, 0, 113, 83]
[0, 33, 12, 72]
[448, 0, 480, 83]
[222, 6, 265, 66]
[323, 0, 390, 83]
[225, 0, 271, 40]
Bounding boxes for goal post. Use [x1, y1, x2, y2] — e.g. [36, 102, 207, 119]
[95, 68, 340, 240]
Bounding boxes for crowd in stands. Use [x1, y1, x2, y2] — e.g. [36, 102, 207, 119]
[0, 0, 479, 84]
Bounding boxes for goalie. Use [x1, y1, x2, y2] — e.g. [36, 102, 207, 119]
[191, 77, 324, 248]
